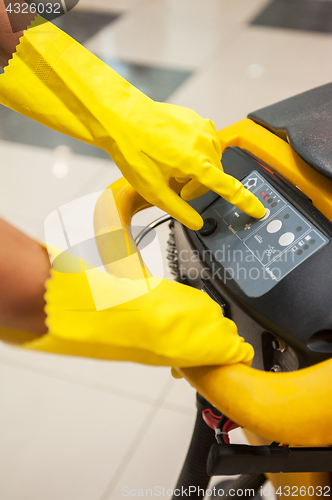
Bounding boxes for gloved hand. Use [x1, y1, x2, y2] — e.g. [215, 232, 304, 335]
[18, 249, 254, 368]
[0, 17, 265, 230]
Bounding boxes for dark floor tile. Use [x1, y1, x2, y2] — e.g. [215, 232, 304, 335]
[251, 0, 332, 34]
[106, 59, 192, 102]
[52, 9, 121, 44]
[0, 105, 109, 158]
[0, 53, 191, 156]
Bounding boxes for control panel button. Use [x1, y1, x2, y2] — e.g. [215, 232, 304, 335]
[199, 218, 218, 237]
[260, 208, 270, 221]
[279, 232, 295, 246]
[267, 220, 282, 233]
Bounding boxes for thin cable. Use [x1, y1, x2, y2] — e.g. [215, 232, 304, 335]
[134, 215, 172, 246]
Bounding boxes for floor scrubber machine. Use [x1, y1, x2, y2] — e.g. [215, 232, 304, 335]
[94, 83, 332, 500]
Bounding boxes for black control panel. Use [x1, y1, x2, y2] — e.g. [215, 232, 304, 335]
[199, 170, 328, 297]
[173, 147, 332, 369]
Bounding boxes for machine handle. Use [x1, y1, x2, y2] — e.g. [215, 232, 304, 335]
[94, 170, 332, 449]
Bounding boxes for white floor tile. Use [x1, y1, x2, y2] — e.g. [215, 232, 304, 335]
[107, 406, 197, 499]
[168, 65, 328, 132]
[0, 362, 154, 500]
[0, 346, 174, 405]
[85, 0, 269, 69]
[162, 376, 197, 414]
[0, 141, 120, 239]
[168, 26, 332, 128]
[209, 26, 332, 88]
[78, 0, 148, 14]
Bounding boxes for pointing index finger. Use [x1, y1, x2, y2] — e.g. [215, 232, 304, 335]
[196, 167, 266, 219]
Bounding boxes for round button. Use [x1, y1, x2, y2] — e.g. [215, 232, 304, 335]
[199, 218, 218, 237]
[260, 208, 270, 221]
[267, 219, 282, 233]
[279, 232, 295, 246]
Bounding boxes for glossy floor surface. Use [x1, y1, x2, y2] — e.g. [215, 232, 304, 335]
[1, 1, 332, 499]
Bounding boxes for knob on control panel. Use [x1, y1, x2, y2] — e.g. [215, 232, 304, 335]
[199, 218, 218, 237]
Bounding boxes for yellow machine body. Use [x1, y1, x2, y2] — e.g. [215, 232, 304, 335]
[94, 119, 332, 497]
[215, 118, 332, 496]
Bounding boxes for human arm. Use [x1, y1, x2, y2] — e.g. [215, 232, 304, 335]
[0, 218, 50, 339]
[0, 0, 36, 67]
[0, 215, 253, 368]
[0, 14, 265, 229]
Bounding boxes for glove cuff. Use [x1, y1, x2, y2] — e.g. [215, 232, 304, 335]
[0, 16, 73, 111]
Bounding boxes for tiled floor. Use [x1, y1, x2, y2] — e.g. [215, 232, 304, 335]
[0, 0, 330, 498]
[251, 0, 332, 34]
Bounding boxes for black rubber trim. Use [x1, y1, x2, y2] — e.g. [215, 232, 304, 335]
[248, 83, 332, 180]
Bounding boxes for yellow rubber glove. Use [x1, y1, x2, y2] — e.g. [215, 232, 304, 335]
[14, 249, 253, 368]
[0, 17, 265, 230]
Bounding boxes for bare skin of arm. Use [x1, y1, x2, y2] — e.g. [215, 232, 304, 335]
[0, 1, 50, 335]
[0, 218, 50, 335]
[0, 0, 35, 68]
